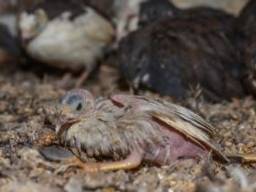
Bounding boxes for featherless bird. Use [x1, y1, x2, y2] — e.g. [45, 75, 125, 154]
[37, 89, 256, 172]
[18, 0, 114, 86]
[119, 0, 245, 102]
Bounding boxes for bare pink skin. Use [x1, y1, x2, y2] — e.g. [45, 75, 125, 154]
[111, 94, 207, 164]
[143, 124, 206, 165]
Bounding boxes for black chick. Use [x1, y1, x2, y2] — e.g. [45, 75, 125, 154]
[139, 0, 236, 27]
[236, 0, 256, 96]
[118, 2, 245, 102]
[139, 0, 179, 27]
[0, 24, 20, 65]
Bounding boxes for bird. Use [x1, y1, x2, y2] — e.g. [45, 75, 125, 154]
[118, 1, 245, 102]
[18, 0, 114, 86]
[0, 0, 16, 13]
[0, 23, 20, 65]
[236, 0, 256, 96]
[38, 89, 229, 172]
[138, 0, 179, 27]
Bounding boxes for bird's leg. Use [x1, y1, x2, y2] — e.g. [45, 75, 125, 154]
[56, 73, 72, 89]
[75, 70, 89, 88]
[241, 154, 256, 163]
[228, 154, 256, 164]
[63, 149, 144, 172]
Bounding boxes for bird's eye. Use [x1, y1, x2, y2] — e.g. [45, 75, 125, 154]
[75, 102, 82, 111]
[61, 94, 85, 112]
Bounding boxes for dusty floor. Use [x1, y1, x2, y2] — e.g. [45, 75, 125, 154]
[0, 63, 255, 192]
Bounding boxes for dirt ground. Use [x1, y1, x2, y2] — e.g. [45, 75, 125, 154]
[0, 62, 255, 192]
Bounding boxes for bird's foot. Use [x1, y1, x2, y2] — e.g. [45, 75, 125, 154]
[75, 70, 89, 88]
[228, 153, 256, 164]
[62, 149, 143, 172]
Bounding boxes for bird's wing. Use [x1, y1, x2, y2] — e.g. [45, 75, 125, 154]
[152, 98, 216, 135]
[146, 99, 228, 162]
[111, 95, 216, 135]
[111, 94, 228, 162]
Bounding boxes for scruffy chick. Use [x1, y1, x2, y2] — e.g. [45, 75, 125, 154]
[39, 89, 234, 172]
[18, 0, 114, 83]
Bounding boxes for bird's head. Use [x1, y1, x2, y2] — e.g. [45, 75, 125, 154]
[54, 89, 95, 136]
[19, 9, 48, 44]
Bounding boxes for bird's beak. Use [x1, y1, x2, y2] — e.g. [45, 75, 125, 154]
[56, 117, 80, 137]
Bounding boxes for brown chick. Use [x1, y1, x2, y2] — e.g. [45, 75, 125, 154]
[18, 0, 114, 84]
[40, 89, 233, 172]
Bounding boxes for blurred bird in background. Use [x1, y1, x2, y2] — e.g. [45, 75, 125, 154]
[18, 0, 114, 86]
[0, 23, 20, 65]
[118, 0, 245, 102]
[236, 0, 256, 96]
